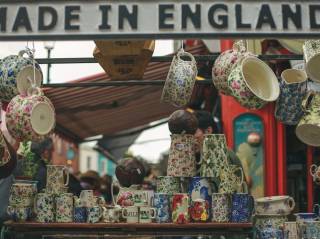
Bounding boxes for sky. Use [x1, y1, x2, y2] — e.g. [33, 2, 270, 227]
[0, 40, 173, 163]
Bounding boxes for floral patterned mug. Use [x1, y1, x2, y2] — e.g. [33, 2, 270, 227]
[5, 87, 55, 142]
[161, 49, 198, 107]
[0, 49, 42, 102]
[34, 192, 55, 223]
[303, 40, 320, 82]
[55, 193, 73, 223]
[172, 193, 190, 224]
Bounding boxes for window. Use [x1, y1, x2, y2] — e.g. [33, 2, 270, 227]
[101, 160, 107, 175]
[86, 156, 91, 169]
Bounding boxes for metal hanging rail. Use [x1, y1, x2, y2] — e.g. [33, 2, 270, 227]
[36, 54, 303, 64]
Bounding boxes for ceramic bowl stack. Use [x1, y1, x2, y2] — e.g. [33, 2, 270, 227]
[7, 180, 38, 222]
[254, 196, 295, 238]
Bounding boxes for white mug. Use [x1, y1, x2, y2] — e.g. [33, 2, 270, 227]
[133, 190, 148, 206]
[139, 206, 156, 223]
[122, 206, 139, 223]
[80, 190, 95, 207]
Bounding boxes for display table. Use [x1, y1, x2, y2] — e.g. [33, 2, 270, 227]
[3, 221, 253, 239]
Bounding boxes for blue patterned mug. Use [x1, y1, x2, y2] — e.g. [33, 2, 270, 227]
[153, 193, 171, 223]
[87, 206, 103, 223]
[74, 207, 88, 223]
[231, 193, 254, 223]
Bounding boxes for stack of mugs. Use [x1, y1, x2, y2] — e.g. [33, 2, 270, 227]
[115, 185, 156, 223]
[254, 196, 295, 238]
[34, 165, 70, 223]
[7, 180, 37, 222]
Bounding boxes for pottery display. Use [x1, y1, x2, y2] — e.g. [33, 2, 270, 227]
[139, 206, 156, 223]
[228, 56, 280, 110]
[122, 206, 139, 223]
[172, 193, 189, 224]
[212, 40, 254, 95]
[87, 206, 103, 223]
[156, 176, 181, 194]
[231, 193, 254, 223]
[296, 91, 320, 146]
[190, 199, 210, 222]
[167, 134, 196, 177]
[0, 50, 42, 102]
[46, 165, 70, 195]
[7, 206, 32, 222]
[5, 87, 55, 142]
[102, 206, 121, 223]
[199, 134, 229, 178]
[34, 192, 55, 223]
[310, 164, 320, 185]
[254, 214, 288, 231]
[211, 193, 231, 223]
[153, 193, 171, 223]
[255, 196, 295, 215]
[303, 40, 320, 82]
[73, 207, 88, 223]
[218, 164, 244, 194]
[161, 49, 198, 107]
[55, 193, 73, 223]
[275, 69, 308, 125]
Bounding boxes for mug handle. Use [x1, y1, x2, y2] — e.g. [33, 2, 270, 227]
[150, 208, 157, 219]
[235, 167, 244, 186]
[27, 87, 43, 97]
[287, 197, 296, 211]
[310, 164, 318, 177]
[6, 206, 13, 215]
[63, 167, 70, 186]
[121, 208, 128, 219]
[176, 50, 196, 64]
[301, 91, 315, 112]
[99, 206, 103, 219]
[233, 40, 248, 52]
[249, 195, 255, 216]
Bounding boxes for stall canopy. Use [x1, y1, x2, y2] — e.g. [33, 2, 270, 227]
[45, 43, 208, 143]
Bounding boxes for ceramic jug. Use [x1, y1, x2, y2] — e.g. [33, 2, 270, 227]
[0, 49, 42, 102]
[212, 40, 255, 95]
[310, 164, 320, 185]
[228, 56, 280, 110]
[199, 134, 229, 178]
[46, 165, 69, 195]
[255, 196, 295, 215]
[275, 69, 308, 125]
[167, 134, 196, 177]
[161, 49, 198, 107]
[115, 184, 141, 207]
[258, 221, 288, 239]
[218, 165, 244, 194]
[102, 205, 121, 223]
[5, 87, 56, 142]
[303, 40, 320, 82]
[255, 214, 288, 231]
[296, 91, 320, 146]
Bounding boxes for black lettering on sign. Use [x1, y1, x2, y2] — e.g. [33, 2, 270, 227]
[282, 4, 302, 29]
[38, 7, 58, 31]
[119, 5, 138, 30]
[310, 5, 320, 29]
[235, 4, 251, 29]
[12, 7, 32, 32]
[65, 6, 80, 30]
[159, 4, 174, 29]
[99, 5, 111, 30]
[181, 4, 201, 29]
[0, 8, 6, 32]
[256, 4, 276, 29]
[208, 4, 228, 29]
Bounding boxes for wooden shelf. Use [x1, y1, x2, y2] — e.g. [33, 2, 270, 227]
[4, 221, 254, 238]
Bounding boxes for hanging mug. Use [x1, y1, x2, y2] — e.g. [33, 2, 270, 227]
[303, 40, 320, 82]
[212, 40, 255, 95]
[228, 56, 280, 110]
[310, 164, 320, 185]
[0, 49, 42, 102]
[46, 165, 70, 195]
[275, 69, 308, 125]
[199, 134, 229, 178]
[5, 87, 55, 142]
[161, 49, 198, 107]
[296, 91, 320, 146]
[167, 134, 197, 177]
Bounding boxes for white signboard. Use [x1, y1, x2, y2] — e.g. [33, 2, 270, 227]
[0, 0, 319, 40]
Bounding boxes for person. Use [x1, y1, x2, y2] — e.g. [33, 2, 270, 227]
[31, 137, 54, 191]
[100, 174, 114, 204]
[80, 170, 102, 196]
[193, 110, 248, 191]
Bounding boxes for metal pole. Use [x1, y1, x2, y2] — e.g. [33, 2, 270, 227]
[47, 48, 51, 84]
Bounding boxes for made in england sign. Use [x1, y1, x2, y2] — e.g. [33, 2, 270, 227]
[0, 0, 320, 40]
